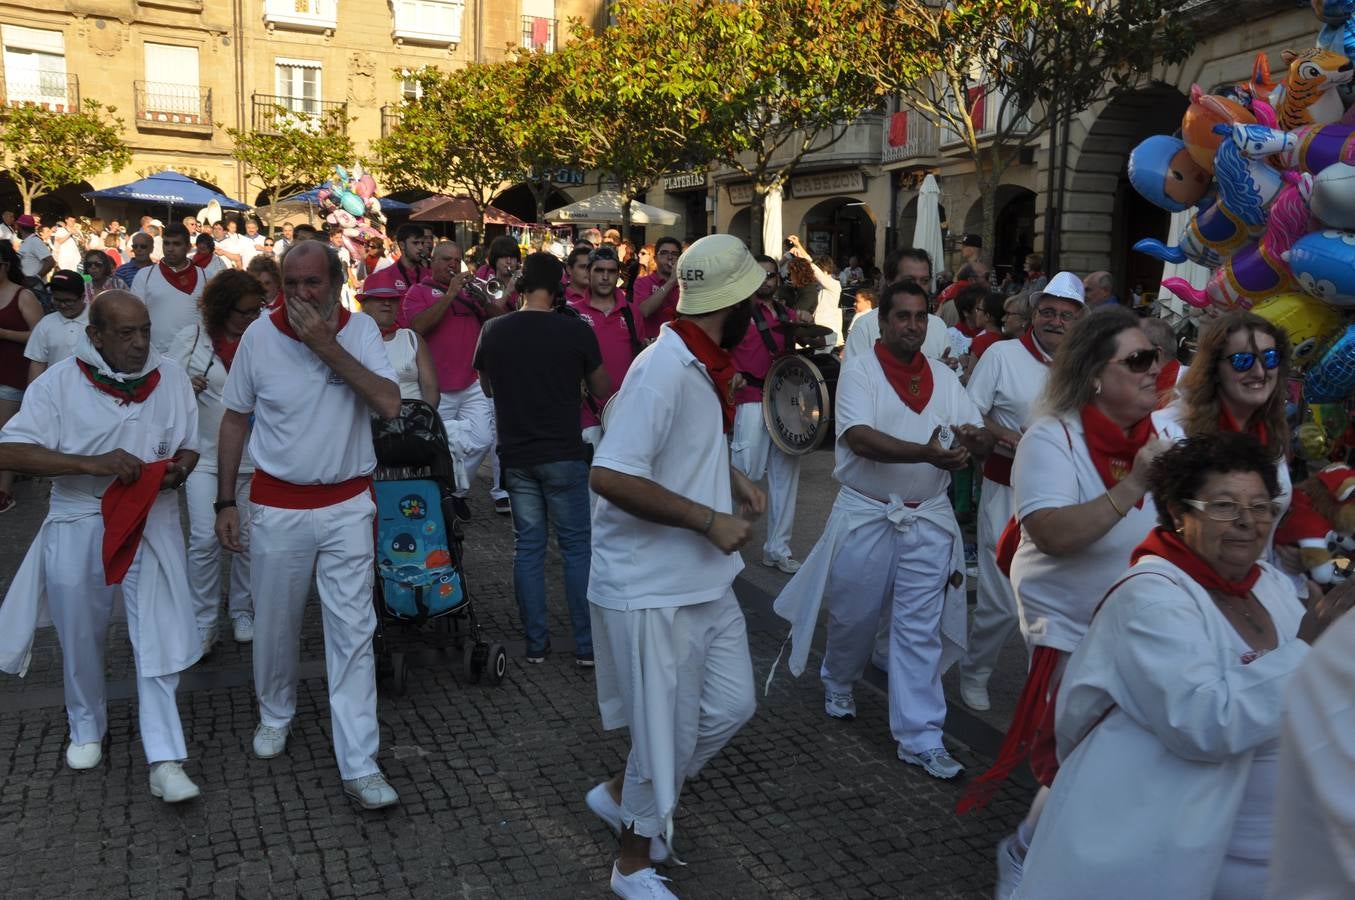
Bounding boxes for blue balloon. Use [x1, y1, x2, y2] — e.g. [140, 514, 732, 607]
[1305, 324, 1355, 403]
[1287, 230, 1355, 308]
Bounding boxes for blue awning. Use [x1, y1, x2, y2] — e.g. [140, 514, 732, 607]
[83, 170, 250, 210]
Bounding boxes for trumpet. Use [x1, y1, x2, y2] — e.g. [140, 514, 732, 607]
[464, 275, 507, 303]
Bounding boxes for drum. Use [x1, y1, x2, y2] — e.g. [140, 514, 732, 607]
[762, 352, 839, 455]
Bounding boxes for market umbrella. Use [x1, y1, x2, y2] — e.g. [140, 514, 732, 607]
[543, 189, 679, 226]
[911, 174, 945, 294]
[83, 170, 249, 211]
[410, 195, 524, 226]
[762, 185, 784, 256]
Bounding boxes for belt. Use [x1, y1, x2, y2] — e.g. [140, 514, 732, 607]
[251, 470, 373, 510]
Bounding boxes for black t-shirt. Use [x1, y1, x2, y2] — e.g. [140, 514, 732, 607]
[473, 310, 602, 469]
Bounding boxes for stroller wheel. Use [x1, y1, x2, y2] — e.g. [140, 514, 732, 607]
[462, 641, 482, 684]
[486, 643, 507, 686]
[391, 652, 408, 695]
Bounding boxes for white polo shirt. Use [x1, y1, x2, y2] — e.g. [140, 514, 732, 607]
[590, 327, 743, 610]
[25, 307, 90, 367]
[843, 307, 948, 360]
[167, 323, 254, 474]
[131, 262, 204, 353]
[18, 234, 50, 279]
[222, 310, 395, 484]
[966, 336, 1050, 444]
[832, 351, 982, 503]
[1009, 413, 1159, 653]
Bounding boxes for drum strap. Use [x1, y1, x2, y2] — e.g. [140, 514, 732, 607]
[618, 305, 645, 357]
[754, 302, 792, 354]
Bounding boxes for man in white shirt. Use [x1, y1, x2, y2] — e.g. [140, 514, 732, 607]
[215, 241, 402, 810]
[131, 223, 203, 353]
[956, 272, 1084, 712]
[52, 220, 82, 272]
[16, 215, 53, 286]
[209, 221, 243, 269]
[0, 290, 203, 802]
[584, 234, 765, 900]
[838, 255, 865, 287]
[0, 211, 17, 249]
[775, 279, 993, 781]
[25, 269, 89, 382]
[845, 247, 948, 361]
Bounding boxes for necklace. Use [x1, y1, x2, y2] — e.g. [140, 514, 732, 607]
[1208, 590, 1266, 636]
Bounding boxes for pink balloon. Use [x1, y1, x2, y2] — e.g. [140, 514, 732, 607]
[355, 175, 376, 199]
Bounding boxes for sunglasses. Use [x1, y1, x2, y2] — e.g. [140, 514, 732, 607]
[232, 305, 263, 318]
[1224, 348, 1280, 373]
[1112, 347, 1161, 374]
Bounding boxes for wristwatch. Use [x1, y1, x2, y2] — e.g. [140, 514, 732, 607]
[213, 499, 237, 513]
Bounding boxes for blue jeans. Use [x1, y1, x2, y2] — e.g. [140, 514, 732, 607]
[504, 459, 593, 657]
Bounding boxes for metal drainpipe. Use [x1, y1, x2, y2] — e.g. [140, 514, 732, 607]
[233, 0, 247, 202]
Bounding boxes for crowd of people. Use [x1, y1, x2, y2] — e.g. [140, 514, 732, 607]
[0, 204, 1354, 900]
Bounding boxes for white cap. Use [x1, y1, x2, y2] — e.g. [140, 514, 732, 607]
[1035, 271, 1086, 306]
[674, 234, 766, 316]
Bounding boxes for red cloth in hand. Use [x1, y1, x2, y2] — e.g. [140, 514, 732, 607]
[101, 459, 172, 585]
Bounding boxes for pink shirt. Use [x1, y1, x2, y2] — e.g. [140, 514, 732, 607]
[633, 272, 677, 340]
[398, 277, 484, 392]
[730, 301, 790, 404]
[570, 293, 641, 428]
[362, 259, 427, 301]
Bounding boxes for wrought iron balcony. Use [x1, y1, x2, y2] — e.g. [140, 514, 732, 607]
[263, 0, 337, 31]
[381, 104, 403, 139]
[882, 109, 939, 166]
[0, 70, 80, 113]
[134, 81, 212, 132]
[251, 93, 348, 134]
[521, 15, 556, 52]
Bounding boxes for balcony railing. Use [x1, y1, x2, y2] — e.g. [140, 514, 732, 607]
[393, 0, 465, 45]
[251, 93, 348, 134]
[381, 104, 402, 139]
[263, 0, 337, 31]
[882, 110, 939, 165]
[0, 70, 79, 112]
[939, 85, 1032, 147]
[135, 81, 212, 131]
[521, 15, 556, 52]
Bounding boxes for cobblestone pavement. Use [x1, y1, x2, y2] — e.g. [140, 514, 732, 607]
[0, 461, 1031, 899]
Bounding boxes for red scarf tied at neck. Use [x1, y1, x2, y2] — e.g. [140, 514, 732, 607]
[1219, 403, 1269, 449]
[211, 332, 240, 371]
[158, 260, 198, 295]
[874, 341, 934, 414]
[270, 304, 351, 342]
[1019, 328, 1052, 365]
[1132, 526, 1261, 599]
[191, 250, 214, 269]
[77, 360, 161, 405]
[670, 319, 737, 433]
[1081, 403, 1155, 507]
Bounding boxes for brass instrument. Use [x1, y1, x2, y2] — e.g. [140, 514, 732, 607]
[464, 275, 507, 303]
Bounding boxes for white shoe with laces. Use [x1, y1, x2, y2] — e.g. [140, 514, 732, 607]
[960, 680, 991, 712]
[65, 740, 102, 770]
[199, 622, 219, 658]
[761, 553, 802, 574]
[898, 745, 966, 780]
[252, 723, 289, 759]
[149, 761, 201, 803]
[343, 772, 399, 809]
[233, 614, 255, 643]
[995, 832, 1024, 899]
[824, 690, 856, 720]
[610, 864, 676, 899]
[585, 782, 671, 864]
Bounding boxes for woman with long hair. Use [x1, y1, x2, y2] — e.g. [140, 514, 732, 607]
[0, 243, 44, 512]
[81, 248, 128, 302]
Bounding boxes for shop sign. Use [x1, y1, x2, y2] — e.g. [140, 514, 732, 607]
[664, 171, 707, 191]
[789, 170, 865, 199]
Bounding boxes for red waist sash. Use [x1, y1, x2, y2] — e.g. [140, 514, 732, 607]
[251, 470, 373, 510]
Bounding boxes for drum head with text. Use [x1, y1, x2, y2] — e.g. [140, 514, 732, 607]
[762, 353, 832, 455]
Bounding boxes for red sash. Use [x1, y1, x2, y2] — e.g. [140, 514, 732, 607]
[670, 319, 737, 433]
[77, 360, 161, 405]
[158, 260, 198, 294]
[982, 452, 1014, 487]
[1131, 527, 1260, 598]
[270, 304, 351, 342]
[101, 459, 172, 585]
[251, 470, 373, 510]
[874, 342, 933, 413]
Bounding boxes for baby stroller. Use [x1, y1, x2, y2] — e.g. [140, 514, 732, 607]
[370, 399, 507, 693]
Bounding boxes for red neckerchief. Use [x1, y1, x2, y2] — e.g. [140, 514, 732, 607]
[1081, 403, 1154, 504]
[670, 319, 737, 433]
[970, 330, 1003, 360]
[956, 320, 981, 339]
[378, 322, 399, 338]
[158, 260, 198, 294]
[76, 359, 162, 405]
[1132, 526, 1261, 599]
[365, 253, 381, 273]
[191, 250, 214, 269]
[211, 332, 240, 371]
[1019, 329, 1051, 364]
[268, 290, 284, 311]
[270, 304, 351, 342]
[874, 341, 934, 414]
[1220, 402, 1268, 448]
[1155, 358, 1181, 393]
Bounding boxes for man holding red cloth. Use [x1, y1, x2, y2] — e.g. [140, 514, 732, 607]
[215, 241, 402, 810]
[0, 291, 203, 802]
[773, 279, 993, 781]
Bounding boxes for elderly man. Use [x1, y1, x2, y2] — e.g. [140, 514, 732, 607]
[0, 291, 202, 801]
[776, 279, 993, 781]
[215, 241, 402, 809]
[115, 231, 154, 286]
[956, 272, 1085, 712]
[584, 234, 765, 899]
[1083, 270, 1118, 308]
[131, 223, 203, 353]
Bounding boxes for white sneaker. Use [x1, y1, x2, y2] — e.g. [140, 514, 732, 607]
[824, 689, 856, 720]
[610, 864, 676, 899]
[343, 772, 399, 809]
[761, 553, 802, 574]
[995, 832, 1024, 899]
[898, 745, 966, 780]
[585, 782, 671, 863]
[252, 723, 289, 759]
[65, 740, 102, 770]
[199, 621, 219, 658]
[960, 680, 991, 712]
[149, 761, 201, 803]
[232, 614, 255, 643]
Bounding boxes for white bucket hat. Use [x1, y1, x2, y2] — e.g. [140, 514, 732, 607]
[1035, 270, 1086, 306]
[675, 234, 766, 315]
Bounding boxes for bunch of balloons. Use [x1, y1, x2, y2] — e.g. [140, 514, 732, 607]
[1127, 2, 1355, 462]
[316, 163, 386, 261]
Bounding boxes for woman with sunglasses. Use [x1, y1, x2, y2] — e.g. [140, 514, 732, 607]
[167, 269, 265, 652]
[963, 306, 1170, 896]
[81, 248, 128, 302]
[1152, 313, 1293, 560]
[1015, 434, 1355, 899]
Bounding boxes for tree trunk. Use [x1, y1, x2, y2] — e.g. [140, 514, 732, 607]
[748, 192, 766, 257]
[17, 182, 33, 215]
[979, 148, 1000, 269]
[620, 188, 633, 241]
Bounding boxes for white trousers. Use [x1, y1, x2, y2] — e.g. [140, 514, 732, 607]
[820, 514, 951, 754]
[730, 401, 801, 560]
[960, 478, 1019, 686]
[438, 384, 497, 497]
[47, 517, 186, 763]
[591, 590, 756, 839]
[185, 468, 253, 633]
[250, 492, 381, 780]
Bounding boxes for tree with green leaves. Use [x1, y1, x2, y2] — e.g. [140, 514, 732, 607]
[224, 106, 355, 228]
[854, 0, 1197, 262]
[0, 99, 130, 214]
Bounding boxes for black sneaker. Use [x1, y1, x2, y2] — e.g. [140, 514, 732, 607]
[575, 654, 595, 669]
[525, 643, 550, 664]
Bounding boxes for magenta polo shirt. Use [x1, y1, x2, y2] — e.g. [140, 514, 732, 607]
[398, 277, 484, 392]
[571, 292, 639, 429]
[730, 301, 790, 405]
[361, 259, 427, 301]
[632, 273, 677, 340]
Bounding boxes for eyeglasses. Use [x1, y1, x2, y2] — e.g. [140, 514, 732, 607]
[264, 241, 274, 247]
[1224, 348, 1280, 373]
[1035, 307, 1080, 323]
[1182, 498, 1281, 522]
[1111, 347, 1161, 373]
[231, 305, 263, 318]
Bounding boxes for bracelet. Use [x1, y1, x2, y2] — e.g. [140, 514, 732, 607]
[699, 507, 716, 534]
[213, 499, 237, 513]
[1104, 490, 1126, 518]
